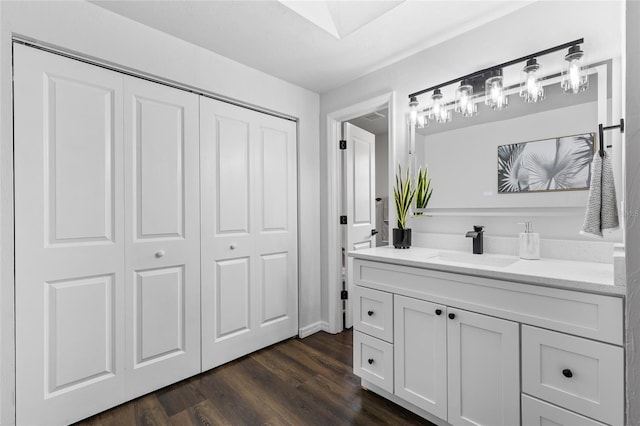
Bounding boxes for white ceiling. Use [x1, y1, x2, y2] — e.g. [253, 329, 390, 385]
[91, 0, 534, 94]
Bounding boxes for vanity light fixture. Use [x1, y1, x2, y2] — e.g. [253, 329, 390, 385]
[455, 80, 477, 117]
[561, 45, 588, 94]
[407, 38, 586, 127]
[520, 58, 544, 103]
[485, 69, 508, 110]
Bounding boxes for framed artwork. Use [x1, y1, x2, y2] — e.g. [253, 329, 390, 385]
[497, 132, 595, 193]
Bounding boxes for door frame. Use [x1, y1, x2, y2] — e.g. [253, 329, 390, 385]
[325, 92, 396, 333]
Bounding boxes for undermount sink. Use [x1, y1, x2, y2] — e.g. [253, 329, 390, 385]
[435, 252, 519, 268]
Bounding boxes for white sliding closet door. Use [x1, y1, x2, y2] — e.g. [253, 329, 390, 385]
[14, 45, 202, 425]
[14, 45, 126, 425]
[200, 97, 298, 370]
[123, 77, 201, 398]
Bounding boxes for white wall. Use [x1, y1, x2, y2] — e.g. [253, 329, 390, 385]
[0, 2, 321, 424]
[319, 1, 624, 324]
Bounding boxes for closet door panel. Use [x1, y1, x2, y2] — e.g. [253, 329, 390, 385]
[134, 96, 186, 239]
[14, 44, 126, 426]
[201, 97, 298, 370]
[124, 77, 200, 399]
[134, 266, 185, 363]
[261, 127, 290, 232]
[215, 115, 251, 235]
[215, 257, 251, 338]
[255, 121, 297, 329]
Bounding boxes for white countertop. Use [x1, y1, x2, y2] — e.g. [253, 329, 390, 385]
[349, 246, 623, 296]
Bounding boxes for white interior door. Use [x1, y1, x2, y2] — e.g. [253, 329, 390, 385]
[123, 76, 201, 398]
[200, 96, 298, 370]
[343, 122, 375, 329]
[14, 44, 126, 425]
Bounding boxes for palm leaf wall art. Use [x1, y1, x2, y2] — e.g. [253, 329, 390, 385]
[497, 133, 595, 194]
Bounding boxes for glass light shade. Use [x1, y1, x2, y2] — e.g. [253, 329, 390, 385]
[408, 96, 419, 126]
[561, 45, 588, 94]
[428, 89, 444, 120]
[416, 113, 427, 128]
[520, 58, 545, 103]
[435, 107, 451, 124]
[455, 81, 477, 117]
[485, 70, 508, 110]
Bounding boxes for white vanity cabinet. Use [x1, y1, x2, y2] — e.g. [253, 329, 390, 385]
[350, 253, 624, 426]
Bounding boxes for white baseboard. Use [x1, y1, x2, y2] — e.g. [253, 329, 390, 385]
[298, 321, 323, 338]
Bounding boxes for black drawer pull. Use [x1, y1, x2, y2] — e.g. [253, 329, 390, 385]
[367, 310, 374, 316]
[435, 309, 442, 316]
[562, 369, 573, 378]
[368, 358, 374, 365]
[448, 313, 456, 320]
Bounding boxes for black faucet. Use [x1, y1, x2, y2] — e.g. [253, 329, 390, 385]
[465, 225, 484, 254]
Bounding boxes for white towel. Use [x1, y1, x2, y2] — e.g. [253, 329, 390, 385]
[580, 151, 619, 238]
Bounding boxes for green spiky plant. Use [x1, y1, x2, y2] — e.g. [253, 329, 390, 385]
[414, 166, 433, 215]
[393, 164, 416, 230]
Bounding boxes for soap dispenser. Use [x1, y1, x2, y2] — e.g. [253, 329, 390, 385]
[518, 222, 540, 260]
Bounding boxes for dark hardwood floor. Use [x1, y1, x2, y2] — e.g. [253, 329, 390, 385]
[76, 329, 435, 425]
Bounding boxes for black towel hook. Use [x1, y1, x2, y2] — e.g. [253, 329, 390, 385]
[599, 118, 625, 157]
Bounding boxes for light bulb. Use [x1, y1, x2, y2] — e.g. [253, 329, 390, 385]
[408, 96, 419, 126]
[561, 45, 588, 94]
[485, 70, 508, 110]
[428, 89, 443, 120]
[455, 80, 477, 117]
[520, 58, 544, 103]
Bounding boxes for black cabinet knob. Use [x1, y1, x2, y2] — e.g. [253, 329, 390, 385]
[435, 309, 442, 316]
[562, 369, 573, 378]
[367, 310, 374, 316]
[448, 313, 456, 320]
[368, 358, 374, 365]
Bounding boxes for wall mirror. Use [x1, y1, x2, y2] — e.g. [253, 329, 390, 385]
[412, 61, 619, 215]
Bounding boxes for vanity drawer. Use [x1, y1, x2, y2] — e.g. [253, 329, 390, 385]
[353, 331, 393, 393]
[353, 286, 393, 342]
[522, 395, 607, 426]
[522, 326, 623, 426]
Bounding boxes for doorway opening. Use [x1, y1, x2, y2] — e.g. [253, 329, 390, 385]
[340, 110, 389, 329]
[325, 92, 395, 334]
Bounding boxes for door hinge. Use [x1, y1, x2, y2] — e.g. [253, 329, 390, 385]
[340, 215, 347, 224]
[339, 140, 347, 150]
[341, 290, 348, 300]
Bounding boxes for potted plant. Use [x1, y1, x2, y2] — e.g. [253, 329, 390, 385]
[414, 166, 433, 215]
[393, 164, 416, 249]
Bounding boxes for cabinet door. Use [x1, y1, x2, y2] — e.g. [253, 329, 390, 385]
[394, 295, 447, 419]
[447, 309, 519, 426]
[123, 77, 201, 399]
[200, 97, 298, 370]
[14, 44, 126, 425]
